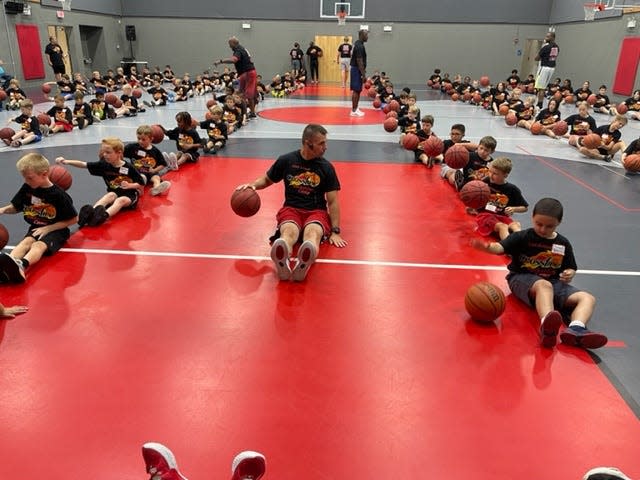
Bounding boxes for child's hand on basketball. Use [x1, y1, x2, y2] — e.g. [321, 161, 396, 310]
[236, 184, 255, 191]
[504, 206, 515, 216]
[55, 157, 66, 164]
[559, 269, 575, 283]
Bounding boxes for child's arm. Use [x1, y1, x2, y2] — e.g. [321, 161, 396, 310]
[0, 204, 18, 215]
[30, 215, 78, 239]
[470, 238, 505, 255]
[56, 157, 88, 169]
[504, 205, 528, 216]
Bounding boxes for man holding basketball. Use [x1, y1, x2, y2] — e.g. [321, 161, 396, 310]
[236, 124, 347, 282]
[534, 31, 559, 109]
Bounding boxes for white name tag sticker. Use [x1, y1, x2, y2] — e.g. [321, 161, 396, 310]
[137, 150, 146, 157]
[552, 244, 565, 255]
[485, 203, 497, 212]
[119, 166, 129, 175]
[31, 196, 42, 205]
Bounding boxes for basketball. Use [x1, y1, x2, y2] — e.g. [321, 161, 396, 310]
[459, 180, 491, 209]
[444, 144, 469, 169]
[427, 79, 433, 87]
[373, 98, 382, 109]
[530, 122, 544, 135]
[582, 133, 602, 149]
[0, 127, 15, 140]
[617, 102, 628, 114]
[422, 136, 444, 157]
[230, 188, 261, 217]
[191, 118, 199, 129]
[472, 93, 482, 104]
[451, 93, 460, 102]
[505, 112, 517, 126]
[367, 88, 377, 98]
[0, 223, 8, 249]
[150, 124, 164, 144]
[552, 120, 568, 136]
[364, 80, 372, 89]
[432, 82, 440, 90]
[386, 110, 398, 119]
[382, 104, 391, 114]
[37, 113, 51, 127]
[132, 88, 143, 98]
[623, 154, 640, 172]
[464, 281, 506, 323]
[42, 83, 52, 94]
[48, 164, 73, 190]
[206, 98, 217, 108]
[105, 93, 118, 105]
[564, 94, 575, 104]
[388, 100, 400, 112]
[553, 91, 562, 102]
[0, 89, 6, 101]
[402, 133, 420, 150]
[480, 76, 490, 87]
[383, 117, 398, 133]
[113, 98, 123, 108]
[498, 104, 509, 116]
[587, 94, 597, 105]
[463, 92, 472, 102]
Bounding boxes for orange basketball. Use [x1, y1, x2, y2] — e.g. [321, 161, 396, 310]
[230, 188, 261, 217]
[480, 76, 490, 87]
[105, 93, 118, 105]
[388, 100, 400, 112]
[451, 93, 460, 102]
[472, 93, 482, 104]
[427, 79, 433, 87]
[464, 281, 506, 323]
[459, 180, 491, 209]
[37, 113, 51, 127]
[367, 88, 377, 98]
[505, 112, 517, 126]
[530, 122, 544, 135]
[498, 104, 509, 116]
[42, 83, 52, 94]
[402, 133, 420, 150]
[422, 136, 444, 157]
[206, 98, 217, 108]
[462, 92, 472, 102]
[113, 98, 123, 108]
[373, 98, 382, 109]
[444, 144, 470, 169]
[553, 91, 562, 102]
[364, 80, 372, 89]
[623, 154, 640, 172]
[0, 89, 6, 101]
[552, 120, 568, 136]
[48, 165, 72, 190]
[150, 124, 164, 144]
[564, 94, 575, 104]
[0, 223, 8, 249]
[383, 117, 398, 133]
[132, 88, 143, 98]
[587, 94, 597, 105]
[0, 127, 15, 140]
[382, 103, 391, 114]
[582, 133, 602, 149]
[617, 102, 628, 114]
[386, 111, 398, 119]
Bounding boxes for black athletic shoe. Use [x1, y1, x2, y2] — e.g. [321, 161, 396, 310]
[78, 204, 95, 228]
[89, 205, 109, 226]
[0, 252, 25, 283]
[454, 170, 465, 192]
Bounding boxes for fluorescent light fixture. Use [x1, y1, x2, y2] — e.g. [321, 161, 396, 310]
[242, 22, 251, 29]
[383, 25, 392, 32]
[359, 24, 369, 31]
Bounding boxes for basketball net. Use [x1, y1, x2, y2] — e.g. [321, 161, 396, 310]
[583, 2, 605, 21]
[337, 12, 347, 25]
[59, 0, 72, 11]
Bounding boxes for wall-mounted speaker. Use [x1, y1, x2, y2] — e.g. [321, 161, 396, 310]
[125, 25, 136, 41]
[4, 1, 25, 14]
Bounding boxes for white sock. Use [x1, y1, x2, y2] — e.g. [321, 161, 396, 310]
[569, 320, 586, 329]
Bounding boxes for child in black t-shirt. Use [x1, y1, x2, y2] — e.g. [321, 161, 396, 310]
[46, 94, 74, 134]
[453, 135, 496, 191]
[162, 111, 202, 167]
[0, 153, 77, 283]
[124, 125, 171, 196]
[57, 137, 145, 227]
[5, 78, 26, 110]
[144, 80, 168, 107]
[611, 89, 640, 120]
[398, 105, 420, 146]
[535, 98, 562, 138]
[565, 102, 597, 146]
[5, 99, 43, 147]
[440, 124, 477, 183]
[200, 106, 228, 154]
[414, 115, 438, 167]
[472, 197, 608, 349]
[223, 96, 242, 134]
[466, 157, 528, 240]
[72, 91, 93, 130]
[578, 115, 628, 162]
[593, 85, 611, 115]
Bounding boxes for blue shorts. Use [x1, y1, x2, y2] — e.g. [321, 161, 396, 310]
[350, 66, 363, 92]
[506, 272, 581, 311]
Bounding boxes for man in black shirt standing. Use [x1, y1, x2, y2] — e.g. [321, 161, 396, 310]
[44, 37, 66, 82]
[350, 29, 368, 117]
[534, 31, 559, 109]
[215, 37, 258, 117]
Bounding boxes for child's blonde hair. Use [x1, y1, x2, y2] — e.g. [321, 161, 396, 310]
[136, 125, 153, 136]
[101, 137, 124, 153]
[211, 105, 223, 115]
[408, 105, 419, 114]
[16, 153, 50, 174]
[490, 157, 513, 175]
[615, 115, 628, 125]
[19, 99, 33, 109]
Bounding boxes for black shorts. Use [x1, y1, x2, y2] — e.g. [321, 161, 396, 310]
[117, 190, 140, 209]
[27, 227, 70, 255]
[52, 63, 66, 75]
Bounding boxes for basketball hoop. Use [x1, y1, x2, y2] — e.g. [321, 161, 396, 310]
[583, 2, 605, 21]
[58, 0, 72, 11]
[337, 11, 347, 25]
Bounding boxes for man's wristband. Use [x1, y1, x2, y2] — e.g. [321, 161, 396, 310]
[331, 226, 341, 234]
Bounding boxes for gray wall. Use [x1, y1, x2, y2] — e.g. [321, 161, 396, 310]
[41, 0, 123, 16]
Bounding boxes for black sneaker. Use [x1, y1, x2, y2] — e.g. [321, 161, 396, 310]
[0, 252, 26, 283]
[89, 205, 109, 226]
[560, 325, 608, 349]
[540, 311, 562, 348]
[454, 170, 465, 191]
[78, 204, 95, 228]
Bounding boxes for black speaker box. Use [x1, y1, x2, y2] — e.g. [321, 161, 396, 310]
[4, 1, 25, 14]
[125, 25, 136, 41]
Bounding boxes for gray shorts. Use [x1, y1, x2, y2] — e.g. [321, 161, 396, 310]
[535, 66, 555, 90]
[507, 272, 580, 310]
[339, 57, 350, 72]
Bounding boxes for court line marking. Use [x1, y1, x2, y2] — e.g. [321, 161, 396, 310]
[30, 246, 640, 276]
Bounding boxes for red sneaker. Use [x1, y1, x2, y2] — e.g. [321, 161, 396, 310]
[142, 442, 188, 480]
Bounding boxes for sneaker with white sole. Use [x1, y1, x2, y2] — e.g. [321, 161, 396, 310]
[270, 238, 291, 281]
[560, 325, 608, 349]
[141, 442, 188, 480]
[0, 252, 26, 283]
[151, 180, 171, 196]
[583, 467, 632, 480]
[291, 240, 318, 282]
[231, 451, 266, 480]
[349, 109, 365, 117]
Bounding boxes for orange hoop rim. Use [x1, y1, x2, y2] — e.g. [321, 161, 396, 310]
[584, 2, 606, 11]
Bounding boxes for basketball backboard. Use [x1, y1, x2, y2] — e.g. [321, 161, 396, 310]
[320, 0, 365, 19]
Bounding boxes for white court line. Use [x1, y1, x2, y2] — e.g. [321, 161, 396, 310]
[34, 246, 640, 277]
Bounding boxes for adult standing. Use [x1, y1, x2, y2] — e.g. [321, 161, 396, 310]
[44, 37, 66, 82]
[235, 124, 347, 282]
[289, 42, 304, 76]
[336, 36, 353, 88]
[534, 31, 559, 109]
[215, 37, 258, 118]
[306, 41, 323, 84]
[350, 29, 368, 117]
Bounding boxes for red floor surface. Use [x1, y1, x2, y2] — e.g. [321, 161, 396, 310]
[258, 106, 384, 125]
[1, 158, 638, 479]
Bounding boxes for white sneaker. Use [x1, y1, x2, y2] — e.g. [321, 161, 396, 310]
[231, 451, 266, 480]
[151, 180, 171, 196]
[270, 238, 291, 281]
[349, 108, 365, 117]
[291, 240, 318, 282]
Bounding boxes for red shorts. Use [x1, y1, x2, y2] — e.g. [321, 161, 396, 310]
[238, 69, 257, 99]
[276, 206, 331, 237]
[55, 121, 73, 132]
[476, 212, 513, 236]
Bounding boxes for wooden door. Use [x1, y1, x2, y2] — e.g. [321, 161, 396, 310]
[315, 35, 352, 84]
[520, 39, 542, 77]
[47, 25, 73, 75]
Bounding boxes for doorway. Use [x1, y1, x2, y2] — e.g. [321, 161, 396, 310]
[47, 25, 73, 75]
[314, 34, 352, 84]
[520, 39, 542, 78]
[79, 25, 107, 75]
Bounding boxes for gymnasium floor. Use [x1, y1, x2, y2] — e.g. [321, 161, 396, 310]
[0, 84, 639, 479]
